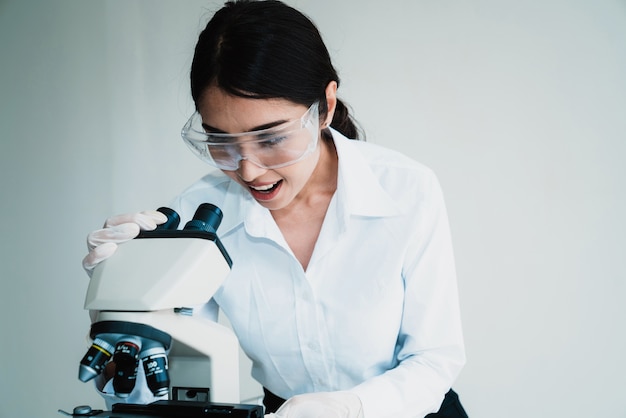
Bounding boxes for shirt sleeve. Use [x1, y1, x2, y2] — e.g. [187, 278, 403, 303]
[350, 172, 466, 418]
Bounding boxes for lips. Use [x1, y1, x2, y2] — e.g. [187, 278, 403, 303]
[248, 179, 283, 201]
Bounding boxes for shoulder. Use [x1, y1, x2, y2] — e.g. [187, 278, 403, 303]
[180, 170, 233, 196]
[352, 139, 432, 173]
[335, 131, 434, 177]
[335, 133, 441, 204]
[169, 170, 236, 220]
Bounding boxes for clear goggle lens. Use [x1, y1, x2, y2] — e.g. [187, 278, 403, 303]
[181, 102, 320, 171]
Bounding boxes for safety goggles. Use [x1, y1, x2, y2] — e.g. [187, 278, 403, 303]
[181, 102, 319, 171]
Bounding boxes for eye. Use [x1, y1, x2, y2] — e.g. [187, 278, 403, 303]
[206, 135, 230, 144]
[259, 134, 288, 147]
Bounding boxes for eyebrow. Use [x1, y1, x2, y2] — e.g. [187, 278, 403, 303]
[202, 119, 289, 134]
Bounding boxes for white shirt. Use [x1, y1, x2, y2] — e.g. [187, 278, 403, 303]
[168, 130, 466, 417]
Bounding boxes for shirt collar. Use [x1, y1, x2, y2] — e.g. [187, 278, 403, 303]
[218, 176, 285, 240]
[215, 180, 256, 236]
[215, 128, 401, 237]
[332, 129, 401, 218]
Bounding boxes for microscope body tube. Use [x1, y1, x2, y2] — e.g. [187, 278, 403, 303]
[84, 240, 230, 312]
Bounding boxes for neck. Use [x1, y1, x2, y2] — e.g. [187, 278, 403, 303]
[296, 136, 338, 205]
[275, 136, 338, 219]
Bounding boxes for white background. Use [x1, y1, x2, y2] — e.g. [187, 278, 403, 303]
[1, 0, 625, 417]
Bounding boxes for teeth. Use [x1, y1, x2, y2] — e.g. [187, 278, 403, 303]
[250, 182, 277, 191]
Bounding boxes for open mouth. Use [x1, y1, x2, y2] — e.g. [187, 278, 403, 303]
[248, 180, 283, 201]
[250, 180, 281, 193]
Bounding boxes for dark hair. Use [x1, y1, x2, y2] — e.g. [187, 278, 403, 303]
[190, 0, 362, 140]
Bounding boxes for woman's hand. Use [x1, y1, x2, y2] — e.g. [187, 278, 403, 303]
[82, 210, 168, 275]
[265, 391, 363, 418]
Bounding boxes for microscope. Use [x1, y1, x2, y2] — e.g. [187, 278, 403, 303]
[71, 203, 263, 418]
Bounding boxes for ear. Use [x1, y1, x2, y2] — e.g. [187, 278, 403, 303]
[323, 81, 338, 128]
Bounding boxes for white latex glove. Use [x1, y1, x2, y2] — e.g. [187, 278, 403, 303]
[82, 210, 168, 275]
[265, 391, 364, 418]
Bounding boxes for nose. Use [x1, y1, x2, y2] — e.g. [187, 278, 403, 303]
[236, 158, 267, 182]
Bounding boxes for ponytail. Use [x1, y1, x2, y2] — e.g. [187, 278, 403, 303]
[329, 98, 362, 140]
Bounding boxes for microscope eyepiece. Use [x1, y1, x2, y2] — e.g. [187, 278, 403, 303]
[184, 203, 223, 234]
[155, 207, 181, 230]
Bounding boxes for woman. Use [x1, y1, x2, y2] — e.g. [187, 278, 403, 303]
[83, 1, 468, 417]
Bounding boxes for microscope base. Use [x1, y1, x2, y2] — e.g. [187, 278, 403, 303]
[111, 400, 263, 417]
